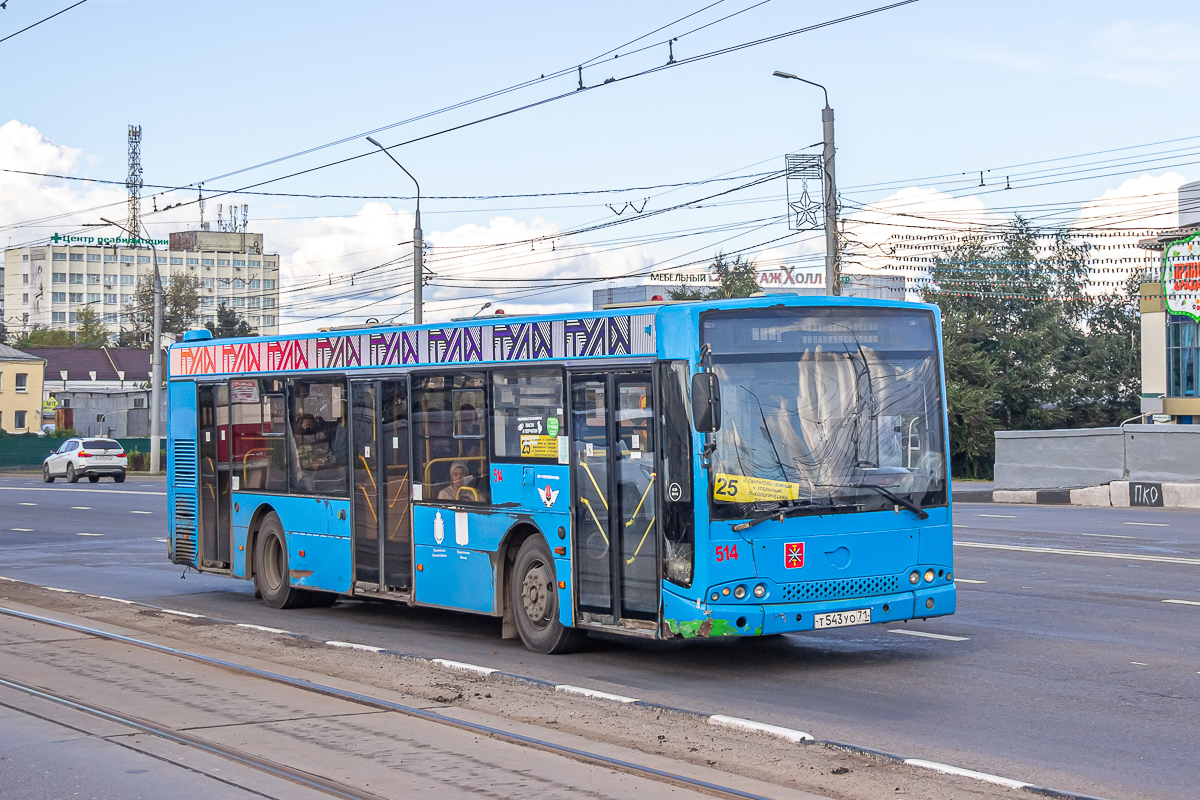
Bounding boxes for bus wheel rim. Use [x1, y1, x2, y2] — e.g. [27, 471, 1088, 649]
[520, 560, 552, 628]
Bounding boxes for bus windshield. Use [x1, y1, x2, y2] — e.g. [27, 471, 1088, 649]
[701, 306, 947, 519]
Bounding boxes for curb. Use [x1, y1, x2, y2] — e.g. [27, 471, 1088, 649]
[955, 479, 1200, 509]
[1, 575, 1112, 800]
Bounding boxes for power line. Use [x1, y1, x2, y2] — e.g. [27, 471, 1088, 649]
[0, 0, 87, 45]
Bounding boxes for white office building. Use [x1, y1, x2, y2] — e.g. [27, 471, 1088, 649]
[3, 230, 280, 338]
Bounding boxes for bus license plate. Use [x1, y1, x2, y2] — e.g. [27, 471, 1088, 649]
[813, 609, 871, 629]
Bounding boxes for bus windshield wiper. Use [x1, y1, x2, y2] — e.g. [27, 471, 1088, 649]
[732, 501, 859, 532]
[852, 483, 929, 520]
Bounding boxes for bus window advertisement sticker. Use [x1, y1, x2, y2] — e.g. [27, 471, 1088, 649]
[785, 542, 805, 569]
[546, 417, 560, 437]
[229, 379, 259, 403]
[520, 435, 558, 458]
[517, 417, 543, 435]
[713, 473, 801, 503]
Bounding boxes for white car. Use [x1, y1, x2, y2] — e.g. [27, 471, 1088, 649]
[43, 438, 128, 484]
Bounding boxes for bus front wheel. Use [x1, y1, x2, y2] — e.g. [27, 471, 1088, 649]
[254, 514, 311, 610]
[510, 536, 584, 655]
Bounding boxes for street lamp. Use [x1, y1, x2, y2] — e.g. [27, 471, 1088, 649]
[101, 216, 163, 473]
[773, 70, 839, 297]
[365, 136, 424, 324]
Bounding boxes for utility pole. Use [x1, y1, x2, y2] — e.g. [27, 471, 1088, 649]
[366, 137, 423, 323]
[104, 216, 162, 474]
[773, 72, 840, 296]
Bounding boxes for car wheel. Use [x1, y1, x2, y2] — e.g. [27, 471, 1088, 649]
[510, 535, 584, 654]
[42, 464, 54, 484]
[253, 513, 312, 609]
[114, 471, 126, 484]
[88, 475, 100, 483]
[66, 463, 79, 483]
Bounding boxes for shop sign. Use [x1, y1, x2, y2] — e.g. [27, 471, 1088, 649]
[1163, 232, 1200, 320]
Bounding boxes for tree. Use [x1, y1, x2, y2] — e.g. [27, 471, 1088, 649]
[923, 216, 1139, 478]
[73, 307, 111, 347]
[0, 322, 8, 345]
[123, 274, 202, 346]
[15, 326, 75, 348]
[669, 252, 760, 300]
[206, 302, 256, 338]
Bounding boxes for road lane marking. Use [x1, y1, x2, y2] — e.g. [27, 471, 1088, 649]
[955, 578, 987, 584]
[18, 502, 36, 506]
[978, 514, 1016, 518]
[1125, 522, 1168, 527]
[76, 533, 103, 537]
[889, 629, 970, 641]
[10, 528, 33, 532]
[71, 506, 91, 510]
[1131, 661, 1148, 666]
[955, 540, 1200, 566]
[130, 511, 153, 515]
[154, 538, 168, 543]
[1081, 533, 1135, 539]
[953, 524, 969, 528]
[0, 487, 165, 497]
[1163, 599, 1200, 606]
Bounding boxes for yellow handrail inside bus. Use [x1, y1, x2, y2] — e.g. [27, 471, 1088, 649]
[624, 472, 656, 527]
[626, 516, 656, 564]
[358, 485, 377, 523]
[359, 455, 377, 491]
[580, 497, 609, 545]
[579, 456, 609, 510]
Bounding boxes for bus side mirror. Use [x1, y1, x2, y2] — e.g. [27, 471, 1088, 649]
[691, 372, 721, 433]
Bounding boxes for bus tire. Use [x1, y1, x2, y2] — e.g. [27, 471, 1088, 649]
[253, 513, 310, 610]
[510, 536, 583, 655]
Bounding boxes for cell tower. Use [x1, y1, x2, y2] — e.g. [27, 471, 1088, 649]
[126, 125, 143, 239]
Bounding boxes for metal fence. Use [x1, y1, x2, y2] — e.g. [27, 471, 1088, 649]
[0, 437, 154, 470]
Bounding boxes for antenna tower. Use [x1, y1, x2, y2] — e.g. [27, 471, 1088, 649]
[126, 125, 143, 239]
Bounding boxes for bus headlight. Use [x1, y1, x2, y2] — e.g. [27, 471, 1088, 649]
[733, 585, 747, 600]
[909, 570, 920, 584]
[752, 583, 767, 599]
[924, 569, 935, 583]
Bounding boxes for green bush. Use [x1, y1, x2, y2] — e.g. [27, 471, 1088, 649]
[49, 427, 79, 439]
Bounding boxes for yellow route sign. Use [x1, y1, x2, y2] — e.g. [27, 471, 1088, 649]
[713, 473, 801, 503]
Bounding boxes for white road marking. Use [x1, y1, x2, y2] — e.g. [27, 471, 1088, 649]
[160, 609, 203, 618]
[71, 506, 91, 510]
[327, 641, 384, 653]
[1131, 661, 1148, 666]
[1124, 522, 1169, 527]
[154, 538, 168, 543]
[889, 629, 970, 641]
[10, 528, 33, 532]
[18, 502, 36, 506]
[708, 715, 812, 742]
[955, 540, 1200, 566]
[432, 659, 497, 676]
[978, 514, 1016, 519]
[953, 524, 969, 528]
[131, 511, 153, 515]
[1081, 533, 1135, 539]
[955, 578, 987, 584]
[77, 533, 103, 537]
[555, 684, 637, 703]
[1163, 599, 1200, 606]
[0, 487, 165, 497]
[902, 759, 1029, 790]
[236, 623, 290, 634]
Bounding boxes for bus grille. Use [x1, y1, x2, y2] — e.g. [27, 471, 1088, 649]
[779, 574, 901, 603]
[173, 439, 197, 487]
[173, 495, 197, 565]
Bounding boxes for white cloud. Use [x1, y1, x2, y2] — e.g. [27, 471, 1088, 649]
[1074, 171, 1187, 230]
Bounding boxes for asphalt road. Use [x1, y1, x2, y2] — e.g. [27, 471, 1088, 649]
[1, 472, 1197, 800]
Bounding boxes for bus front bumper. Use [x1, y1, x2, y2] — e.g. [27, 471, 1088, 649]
[665, 583, 956, 638]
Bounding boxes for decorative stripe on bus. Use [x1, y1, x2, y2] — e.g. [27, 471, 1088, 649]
[170, 314, 656, 376]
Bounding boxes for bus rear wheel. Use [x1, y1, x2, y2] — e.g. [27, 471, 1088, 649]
[510, 536, 583, 655]
[254, 513, 311, 610]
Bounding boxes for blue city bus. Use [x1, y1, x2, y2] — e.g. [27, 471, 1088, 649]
[166, 295, 955, 653]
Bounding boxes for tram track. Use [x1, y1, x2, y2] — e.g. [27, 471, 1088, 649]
[0, 605, 792, 800]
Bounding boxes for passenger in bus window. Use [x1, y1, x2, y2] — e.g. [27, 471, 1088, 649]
[457, 404, 482, 457]
[438, 460, 476, 501]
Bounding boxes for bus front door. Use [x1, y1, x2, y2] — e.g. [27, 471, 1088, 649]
[197, 382, 232, 570]
[570, 371, 659, 629]
[351, 379, 412, 593]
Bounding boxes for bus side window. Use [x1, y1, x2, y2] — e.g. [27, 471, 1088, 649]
[286, 378, 349, 497]
[660, 362, 694, 587]
[260, 380, 287, 492]
[413, 373, 489, 504]
[491, 369, 564, 463]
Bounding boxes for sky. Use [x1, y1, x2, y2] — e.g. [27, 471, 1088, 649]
[2, 0, 1198, 330]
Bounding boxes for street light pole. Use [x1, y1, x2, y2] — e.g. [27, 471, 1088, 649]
[103, 217, 163, 472]
[773, 71, 840, 297]
[365, 137, 423, 324]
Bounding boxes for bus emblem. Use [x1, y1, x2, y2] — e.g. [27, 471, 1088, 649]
[785, 542, 804, 569]
[433, 511, 445, 545]
[539, 485, 560, 508]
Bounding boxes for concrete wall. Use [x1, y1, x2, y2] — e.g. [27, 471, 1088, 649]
[995, 424, 1200, 489]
